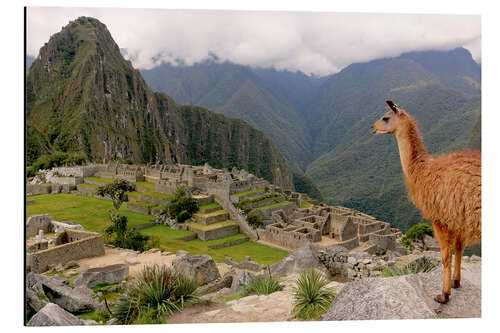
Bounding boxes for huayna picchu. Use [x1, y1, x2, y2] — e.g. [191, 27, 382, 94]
[26, 17, 293, 189]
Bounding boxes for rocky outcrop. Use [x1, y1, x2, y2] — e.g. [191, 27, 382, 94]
[74, 264, 129, 288]
[31, 274, 102, 313]
[322, 262, 481, 320]
[230, 270, 255, 293]
[27, 303, 85, 326]
[173, 254, 221, 285]
[197, 270, 235, 295]
[270, 243, 329, 277]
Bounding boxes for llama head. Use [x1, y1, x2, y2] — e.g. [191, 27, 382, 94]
[371, 100, 407, 135]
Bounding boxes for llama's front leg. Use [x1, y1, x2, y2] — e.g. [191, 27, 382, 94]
[432, 220, 452, 303]
[453, 239, 465, 288]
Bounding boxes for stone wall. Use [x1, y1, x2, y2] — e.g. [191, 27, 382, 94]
[27, 230, 105, 273]
[45, 175, 83, 185]
[52, 166, 100, 178]
[26, 184, 76, 196]
[257, 226, 314, 250]
[211, 194, 258, 241]
[26, 214, 52, 238]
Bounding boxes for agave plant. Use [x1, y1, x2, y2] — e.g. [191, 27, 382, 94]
[112, 264, 199, 324]
[245, 274, 284, 295]
[292, 269, 335, 320]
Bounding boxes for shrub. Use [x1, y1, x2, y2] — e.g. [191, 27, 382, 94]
[245, 274, 284, 296]
[292, 269, 335, 320]
[381, 257, 438, 277]
[404, 223, 434, 242]
[167, 186, 199, 222]
[112, 264, 199, 324]
[246, 212, 263, 229]
[27, 151, 87, 176]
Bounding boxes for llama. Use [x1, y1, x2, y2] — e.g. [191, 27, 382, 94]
[371, 100, 481, 304]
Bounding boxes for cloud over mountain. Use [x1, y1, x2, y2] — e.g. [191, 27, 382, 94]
[27, 7, 480, 76]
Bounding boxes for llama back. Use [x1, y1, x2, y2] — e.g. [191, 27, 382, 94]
[407, 150, 481, 243]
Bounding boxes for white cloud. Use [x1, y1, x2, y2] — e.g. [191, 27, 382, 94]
[27, 7, 481, 75]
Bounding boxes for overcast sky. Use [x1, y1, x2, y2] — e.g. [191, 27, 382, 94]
[27, 7, 481, 76]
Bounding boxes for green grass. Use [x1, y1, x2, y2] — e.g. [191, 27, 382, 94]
[27, 194, 155, 234]
[217, 290, 247, 302]
[77, 183, 100, 189]
[85, 176, 114, 183]
[255, 201, 294, 210]
[232, 188, 265, 197]
[187, 220, 236, 231]
[300, 202, 312, 209]
[127, 201, 157, 208]
[199, 202, 222, 211]
[134, 181, 155, 191]
[125, 191, 140, 198]
[27, 194, 289, 265]
[139, 191, 173, 199]
[187, 233, 248, 247]
[138, 225, 196, 241]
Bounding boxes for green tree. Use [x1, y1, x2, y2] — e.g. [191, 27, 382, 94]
[96, 179, 149, 250]
[167, 186, 199, 222]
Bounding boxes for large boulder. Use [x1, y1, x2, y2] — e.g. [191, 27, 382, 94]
[230, 270, 255, 293]
[270, 243, 329, 277]
[172, 254, 221, 285]
[74, 264, 129, 288]
[322, 262, 481, 320]
[34, 274, 102, 313]
[27, 303, 85, 326]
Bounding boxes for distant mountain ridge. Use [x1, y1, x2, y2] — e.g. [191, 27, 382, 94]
[140, 47, 481, 231]
[26, 17, 294, 188]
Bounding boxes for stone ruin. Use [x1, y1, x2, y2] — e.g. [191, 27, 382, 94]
[257, 204, 404, 254]
[26, 215, 105, 273]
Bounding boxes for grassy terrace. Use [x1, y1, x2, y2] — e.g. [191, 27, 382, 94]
[300, 202, 312, 209]
[187, 233, 248, 247]
[138, 225, 196, 241]
[231, 187, 265, 197]
[27, 194, 154, 233]
[27, 194, 289, 264]
[199, 202, 222, 211]
[134, 181, 155, 191]
[139, 191, 173, 199]
[187, 220, 236, 231]
[254, 201, 294, 210]
[127, 201, 158, 208]
[85, 176, 114, 183]
[77, 183, 100, 189]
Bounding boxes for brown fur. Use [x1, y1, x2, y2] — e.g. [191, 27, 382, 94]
[372, 100, 481, 303]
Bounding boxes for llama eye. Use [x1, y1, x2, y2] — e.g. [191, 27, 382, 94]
[382, 117, 389, 122]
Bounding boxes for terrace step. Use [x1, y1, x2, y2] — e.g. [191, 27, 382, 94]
[126, 201, 158, 215]
[194, 210, 230, 225]
[187, 220, 239, 241]
[198, 202, 222, 214]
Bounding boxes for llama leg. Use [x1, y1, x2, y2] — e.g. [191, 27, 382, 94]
[453, 239, 465, 288]
[432, 220, 452, 303]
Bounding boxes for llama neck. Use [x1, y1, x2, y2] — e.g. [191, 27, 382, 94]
[394, 117, 429, 179]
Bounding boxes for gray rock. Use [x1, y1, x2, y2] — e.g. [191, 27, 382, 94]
[197, 270, 234, 295]
[347, 257, 357, 266]
[74, 264, 129, 288]
[423, 235, 440, 251]
[27, 303, 85, 326]
[35, 274, 101, 313]
[26, 288, 48, 312]
[322, 263, 481, 320]
[106, 318, 120, 325]
[230, 270, 255, 293]
[176, 250, 190, 257]
[64, 261, 80, 270]
[172, 254, 221, 285]
[81, 319, 97, 325]
[270, 243, 329, 277]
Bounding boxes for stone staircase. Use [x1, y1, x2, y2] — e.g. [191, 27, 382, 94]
[187, 198, 239, 241]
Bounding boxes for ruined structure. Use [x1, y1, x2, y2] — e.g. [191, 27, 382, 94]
[26, 215, 105, 273]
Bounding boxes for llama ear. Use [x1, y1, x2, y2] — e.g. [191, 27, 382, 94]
[386, 100, 400, 114]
